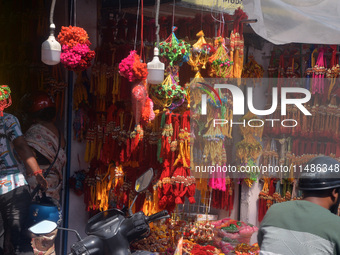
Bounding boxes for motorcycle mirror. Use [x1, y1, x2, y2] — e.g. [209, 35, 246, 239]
[29, 220, 57, 235]
[135, 168, 154, 193]
[128, 168, 154, 216]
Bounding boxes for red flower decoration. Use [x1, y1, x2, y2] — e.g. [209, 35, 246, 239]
[58, 26, 95, 71]
[58, 26, 90, 48]
[173, 49, 177, 53]
[171, 85, 176, 90]
[167, 91, 172, 96]
[181, 49, 186, 54]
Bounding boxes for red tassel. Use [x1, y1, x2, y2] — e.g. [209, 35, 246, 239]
[126, 138, 131, 159]
[320, 142, 325, 155]
[188, 196, 196, 204]
[175, 196, 183, 204]
[334, 143, 340, 157]
[325, 142, 331, 156]
[229, 192, 234, 215]
[119, 147, 125, 162]
[226, 191, 230, 211]
[141, 97, 155, 124]
[258, 198, 264, 222]
[159, 196, 168, 209]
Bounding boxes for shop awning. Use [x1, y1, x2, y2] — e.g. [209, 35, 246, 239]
[244, 0, 340, 45]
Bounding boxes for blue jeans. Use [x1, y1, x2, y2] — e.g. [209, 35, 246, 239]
[0, 185, 33, 255]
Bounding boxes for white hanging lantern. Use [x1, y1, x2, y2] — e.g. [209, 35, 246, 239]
[41, 24, 61, 65]
[41, 0, 61, 65]
[147, 47, 165, 84]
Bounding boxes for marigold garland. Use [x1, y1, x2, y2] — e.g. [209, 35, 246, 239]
[58, 26, 90, 47]
[58, 26, 95, 72]
[119, 50, 148, 82]
[61, 44, 95, 71]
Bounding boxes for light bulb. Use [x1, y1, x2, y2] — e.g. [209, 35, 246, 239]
[147, 47, 165, 84]
[41, 24, 61, 65]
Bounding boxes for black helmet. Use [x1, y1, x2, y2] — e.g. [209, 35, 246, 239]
[298, 156, 340, 191]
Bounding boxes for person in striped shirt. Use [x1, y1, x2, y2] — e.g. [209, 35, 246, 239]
[0, 85, 47, 255]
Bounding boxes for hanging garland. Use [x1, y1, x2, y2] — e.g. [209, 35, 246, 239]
[118, 50, 148, 83]
[58, 26, 95, 72]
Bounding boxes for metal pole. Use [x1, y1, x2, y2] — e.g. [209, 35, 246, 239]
[62, 0, 75, 253]
[62, 71, 73, 255]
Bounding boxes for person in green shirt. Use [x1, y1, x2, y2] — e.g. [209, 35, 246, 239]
[258, 156, 340, 255]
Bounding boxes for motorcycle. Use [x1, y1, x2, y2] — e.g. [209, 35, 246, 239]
[29, 168, 169, 255]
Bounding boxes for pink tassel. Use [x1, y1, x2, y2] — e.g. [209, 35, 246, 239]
[142, 97, 155, 124]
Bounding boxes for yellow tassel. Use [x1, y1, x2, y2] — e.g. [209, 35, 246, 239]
[90, 137, 97, 162]
[84, 141, 90, 162]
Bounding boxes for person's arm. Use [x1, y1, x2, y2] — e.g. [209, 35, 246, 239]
[13, 136, 48, 190]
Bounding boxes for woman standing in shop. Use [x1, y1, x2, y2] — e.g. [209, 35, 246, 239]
[24, 91, 66, 255]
